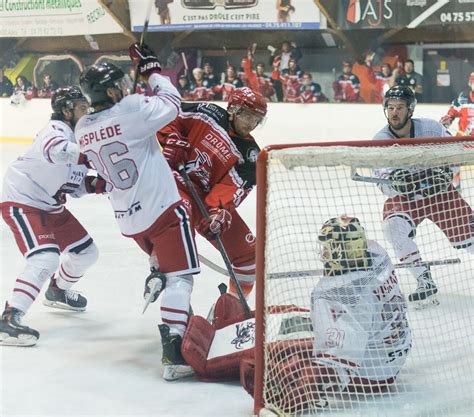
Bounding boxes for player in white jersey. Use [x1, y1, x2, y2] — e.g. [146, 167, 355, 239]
[373, 86, 474, 307]
[0, 87, 104, 347]
[76, 43, 200, 381]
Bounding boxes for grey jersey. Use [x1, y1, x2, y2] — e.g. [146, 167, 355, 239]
[373, 117, 449, 140]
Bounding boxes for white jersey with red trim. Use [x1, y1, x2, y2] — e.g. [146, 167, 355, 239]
[75, 73, 182, 236]
[1, 119, 88, 211]
[311, 240, 412, 382]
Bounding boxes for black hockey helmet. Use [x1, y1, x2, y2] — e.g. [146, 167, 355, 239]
[79, 62, 129, 105]
[51, 86, 86, 114]
[383, 85, 416, 112]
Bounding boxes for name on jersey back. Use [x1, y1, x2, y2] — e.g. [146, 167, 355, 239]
[79, 124, 122, 147]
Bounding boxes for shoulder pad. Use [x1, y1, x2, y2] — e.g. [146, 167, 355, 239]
[181, 101, 229, 128]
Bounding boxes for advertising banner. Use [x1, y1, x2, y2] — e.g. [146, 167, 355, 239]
[0, 0, 123, 37]
[129, 0, 324, 31]
[337, 0, 474, 29]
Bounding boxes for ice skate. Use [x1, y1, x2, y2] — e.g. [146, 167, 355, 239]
[408, 269, 439, 309]
[43, 278, 87, 311]
[0, 303, 39, 347]
[158, 324, 194, 381]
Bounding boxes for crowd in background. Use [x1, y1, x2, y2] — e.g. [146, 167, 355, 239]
[0, 40, 425, 106]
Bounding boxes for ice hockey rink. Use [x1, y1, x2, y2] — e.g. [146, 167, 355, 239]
[1, 103, 473, 417]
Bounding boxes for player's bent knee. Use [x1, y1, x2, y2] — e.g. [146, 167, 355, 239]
[70, 241, 99, 268]
[26, 251, 60, 283]
[383, 215, 415, 246]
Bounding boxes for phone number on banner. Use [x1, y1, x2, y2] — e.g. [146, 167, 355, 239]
[439, 11, 474, 23]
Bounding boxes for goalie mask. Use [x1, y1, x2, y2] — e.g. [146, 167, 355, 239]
[318, 216, 371, 276]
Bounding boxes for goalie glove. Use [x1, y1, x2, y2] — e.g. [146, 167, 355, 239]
[199, 207, 232, 238]
[128, 42, 161, 79]
[162, 133, 191, 169]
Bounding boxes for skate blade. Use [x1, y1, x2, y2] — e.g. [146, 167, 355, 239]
[42, 300, 86, 312]
[163, 364, 194, 381]
[0, 332, 38, 347]
[412, 296, 440, 310]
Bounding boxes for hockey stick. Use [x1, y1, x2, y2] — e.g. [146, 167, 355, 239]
[199, 254, 460, 280]
[133, 0, 154, 93]
[178, 165, 252, 319]
[351, 168, 392, 185]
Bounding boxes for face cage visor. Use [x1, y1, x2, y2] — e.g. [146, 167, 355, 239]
[112, 74, 133, 97]
[229, 105, 267, 129]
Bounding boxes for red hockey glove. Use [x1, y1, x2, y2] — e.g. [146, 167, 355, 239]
[128, 42, 161, 79]
[162, 133, 191, 169]
[77, 152, 93, 169]
[85, 176, 107, 194]
[199, 207, 232, 238]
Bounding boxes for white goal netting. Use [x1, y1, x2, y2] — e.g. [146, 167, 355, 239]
[255, 139, 474, 417]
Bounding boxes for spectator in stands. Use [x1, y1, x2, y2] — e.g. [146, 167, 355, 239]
[214, 65, 243, 101]
[177, 74, 192, 100]
[299, 72, 328, 103]
[333, 61, 361, 103]
[0, 68, 13, 97]
[280, 58, 303, 102]
[189, 67, 214, 101]
[396, 60, 423, 102]
[242, 52, 276, 102]
[37, 73, 59, 98]
[11, 75, 36, 105]
[202, 62, 219, 88]
[268, 40, 302, 72]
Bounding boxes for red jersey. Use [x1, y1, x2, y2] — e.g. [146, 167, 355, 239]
[447, 91, 474, 136]
[280, 69, 303, 103]
[332, 74, 361, 102]
[157, 102, 260, 211]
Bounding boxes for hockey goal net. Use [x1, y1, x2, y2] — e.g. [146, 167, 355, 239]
[254, 137, 474, 417]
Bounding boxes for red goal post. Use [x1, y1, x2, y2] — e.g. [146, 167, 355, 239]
[254, 137, 474, 417]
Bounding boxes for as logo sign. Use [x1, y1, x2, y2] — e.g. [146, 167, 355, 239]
[346, 0, 393, 27]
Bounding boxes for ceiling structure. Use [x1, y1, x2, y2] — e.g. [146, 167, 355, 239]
[1, 0, 472, 64]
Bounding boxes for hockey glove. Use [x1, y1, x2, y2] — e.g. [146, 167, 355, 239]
[419, 167, 453, 197]
[439, 114, 454, 127]
[162, 133, 191, 169]
[389, 169, 418, 197]
[85, 176, 107, 194]
[199, 207, 232, 238]
[128, 42, 161, 79]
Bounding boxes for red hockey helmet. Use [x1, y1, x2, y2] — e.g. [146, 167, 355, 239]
[227, 87, 267, 118]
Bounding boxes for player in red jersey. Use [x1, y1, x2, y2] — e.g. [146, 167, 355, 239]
[157, 87, 267, 299]
[440, 72, 474, 136]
